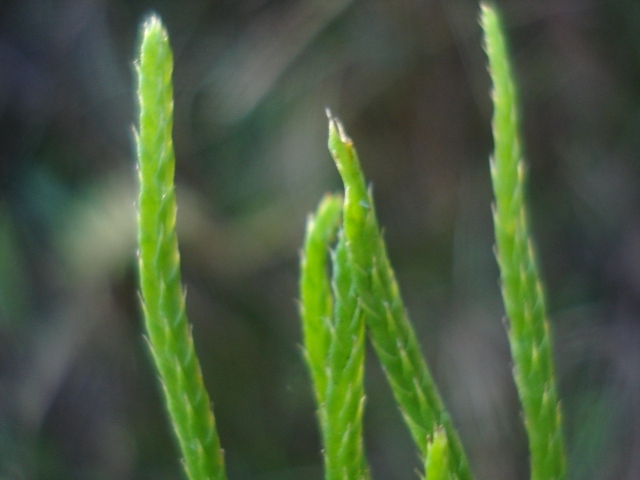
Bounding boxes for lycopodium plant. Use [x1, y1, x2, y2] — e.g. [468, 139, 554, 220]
[135, 16, 227, 480]
[481, 5, 566, 479]
[135, 3, 566, 480]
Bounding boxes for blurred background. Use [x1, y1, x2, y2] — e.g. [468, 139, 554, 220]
[1, 0, 640, 478]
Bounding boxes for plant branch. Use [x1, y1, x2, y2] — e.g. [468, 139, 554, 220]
[481, 4, 566, 479]
[136, 15, 226, 480]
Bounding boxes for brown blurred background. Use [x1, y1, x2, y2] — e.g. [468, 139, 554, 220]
[1, 0, 640, 478]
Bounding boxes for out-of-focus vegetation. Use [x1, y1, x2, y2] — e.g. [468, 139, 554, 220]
[1, 1, 640, 479]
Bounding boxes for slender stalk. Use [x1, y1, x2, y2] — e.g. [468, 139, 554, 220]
[324, 229, 369, 480]
[300, 194, 343, 407]
[300, 196, 370, 480]
[481, 4, 566, 479]
[136, 15, 226, 480]
[326, 111, 472, 480]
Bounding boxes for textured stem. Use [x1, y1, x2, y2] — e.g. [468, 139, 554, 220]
[300, 196, 370, 480]
[136, 15, 226, 480]
[323, 229, 369, 480]
[300, 194, 343, 406]
[327, 111, 472, 480]
[481, 4, 566, 479]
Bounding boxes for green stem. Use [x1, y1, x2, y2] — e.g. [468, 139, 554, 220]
[327, 112, 472, 480]
[481, 4, 566, 479]
[300, 196, 370, 480]
[324, 229, 369, 480]
[136, 15, 226, 480]
[300, 194, 343, 407]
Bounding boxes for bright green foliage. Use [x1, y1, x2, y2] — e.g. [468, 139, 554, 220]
[135, 15, 227, 480]
[326, 112, 472, 480]
[300, 196, 370, 480]
[481, 4, 566, 479]
[133, 4, 569, 480]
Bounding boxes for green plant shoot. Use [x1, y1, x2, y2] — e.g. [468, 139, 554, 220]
[132, 4, 570, 479]
[324, 228, 370, 480]
[481, 4, 566, 479]
[135, 15, 227, 480]
[300, 194, 343, 407]
[300, 195, 370, 480]
[326, 111, 472, 480]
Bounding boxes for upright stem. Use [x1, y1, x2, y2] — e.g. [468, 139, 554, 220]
[327, 112, 473, 480]
[136, 15, 227, 480]
[481, 5, 566, 479]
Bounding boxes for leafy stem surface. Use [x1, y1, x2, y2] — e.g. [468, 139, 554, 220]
[326, 111, 472, 480]
[136, 15, 226, 480]
[133, 5, 568, 480]
[482, 4, 566, 479]
[301, 195, 370, 480]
